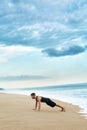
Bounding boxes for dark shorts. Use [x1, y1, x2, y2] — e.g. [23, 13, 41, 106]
[45, 99, 56, 107]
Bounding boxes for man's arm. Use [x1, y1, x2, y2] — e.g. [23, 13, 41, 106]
[37, 100, 41, 111]
[35, 100, 37, 110]
[33, 96, 41, 111]
[33, 100, 38, 110]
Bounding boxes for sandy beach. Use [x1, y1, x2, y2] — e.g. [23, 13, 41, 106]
[0, 93, 87, 130]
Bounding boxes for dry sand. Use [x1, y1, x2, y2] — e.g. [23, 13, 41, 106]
[0, 93, 87, 130]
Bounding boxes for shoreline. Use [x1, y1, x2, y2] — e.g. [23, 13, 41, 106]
[0, 91, 87, 119]
[1, 91, 87, 119]
[0, 93, 87, 130]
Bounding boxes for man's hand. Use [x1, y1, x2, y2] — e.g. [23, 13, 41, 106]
[32, 108, 36, 110]
[37, 109, 40, 112]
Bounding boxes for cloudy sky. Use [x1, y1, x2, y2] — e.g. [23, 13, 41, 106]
[0, 0, 87, 88]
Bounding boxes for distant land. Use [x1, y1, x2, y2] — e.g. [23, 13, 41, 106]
[0, 88, 4, 90]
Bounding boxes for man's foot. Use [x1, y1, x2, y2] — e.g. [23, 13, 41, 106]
[61, 107, 65, 112]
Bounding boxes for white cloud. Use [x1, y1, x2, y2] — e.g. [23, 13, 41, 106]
[17, 22, 69, 38]
[31, 30, 41, 39]
[0, 45, 39, 63]
[4, 1, 36, 12]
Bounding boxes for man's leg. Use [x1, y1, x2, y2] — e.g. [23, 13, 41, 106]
[56, 104, 65, 112]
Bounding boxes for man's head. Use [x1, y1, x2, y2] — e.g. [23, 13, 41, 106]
[31, 93, 36, 99]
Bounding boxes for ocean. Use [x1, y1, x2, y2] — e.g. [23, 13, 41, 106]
[0, 82, 87, 118]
